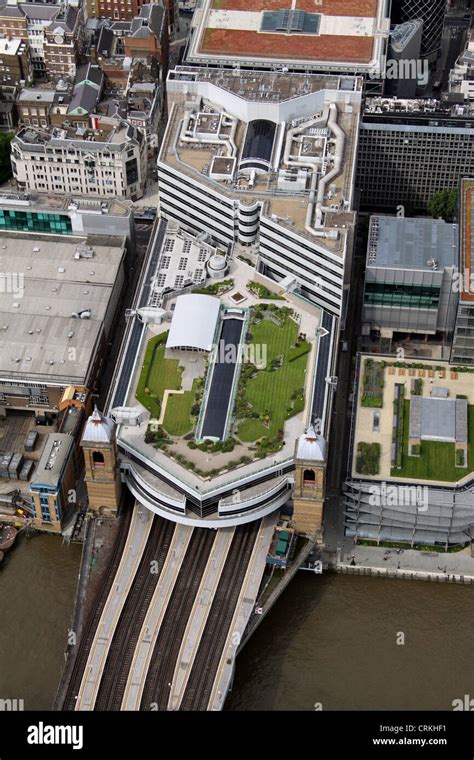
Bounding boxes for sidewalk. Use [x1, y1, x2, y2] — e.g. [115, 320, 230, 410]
[339, 541, 474, 583]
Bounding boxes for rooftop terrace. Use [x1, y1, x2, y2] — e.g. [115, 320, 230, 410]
[187, 0, 388, 71]
[117, 257, 322, 487]
[351, 355, 474, 486]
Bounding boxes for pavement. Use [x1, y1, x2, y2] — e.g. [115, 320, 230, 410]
[340, 540, 474, 580]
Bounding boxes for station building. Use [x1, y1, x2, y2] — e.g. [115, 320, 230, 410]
[109, 226, 338, 539]
[159, 66, 362, 319]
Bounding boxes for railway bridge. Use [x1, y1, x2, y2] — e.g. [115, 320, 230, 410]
[60, 503, 276, 711]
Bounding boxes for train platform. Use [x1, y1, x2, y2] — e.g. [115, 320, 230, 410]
[75, 505, 153, 710]
[168, 526, 235, 710]
[207, 513, 277, 710]
[121, 522, 192, 710]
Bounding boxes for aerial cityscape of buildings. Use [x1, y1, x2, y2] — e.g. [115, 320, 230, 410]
[0, 0, 472, 732]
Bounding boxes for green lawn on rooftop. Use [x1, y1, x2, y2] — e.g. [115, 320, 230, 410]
[391, 400, 474, 482]
[162, 380, 199, 437]
[237, 315, 308, 442]
[135, 333, 182, 418]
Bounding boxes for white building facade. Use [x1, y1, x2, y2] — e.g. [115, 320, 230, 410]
[158, 67, 361, 318]
[11, 122, 147, 200]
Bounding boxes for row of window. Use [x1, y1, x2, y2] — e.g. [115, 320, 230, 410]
[260, 249, 341, 310]
[0, 209, 72, 234]
[260, 228, 344, 286]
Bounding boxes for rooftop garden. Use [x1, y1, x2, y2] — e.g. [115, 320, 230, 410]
[246, 280, 284, 300]
[234, 304, 310, 454]
[390, 400, 474, 482]
[162, 378, 202, 437]
[356, 442, 381, 476]
[361, 358, 384, 408]
[134, 301, 313, 476]
[135, 332, 182, 419]
[135, 332, 203, 435]
[192, 279, 234, 296]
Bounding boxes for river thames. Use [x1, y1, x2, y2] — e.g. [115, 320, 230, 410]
[1, 535, 473, 711]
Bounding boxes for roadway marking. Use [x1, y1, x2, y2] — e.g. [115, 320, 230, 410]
[120, 522, 193, 710]
[207, 515, 276, 711]
[168, 526, 235, 711]
[75, 505, 153, 711]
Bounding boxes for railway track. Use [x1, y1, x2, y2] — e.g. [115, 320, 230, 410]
[94, 516, 175, 711]
[62, 506, 133, 711]
[179, 520, 260, 711]
[140, 527, 216, 711]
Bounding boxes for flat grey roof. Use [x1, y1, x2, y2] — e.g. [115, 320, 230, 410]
[409, 396, 467, 443]
[368, 215, 458, 271]
[0, 234, 124, 384]
[0, 236, 124, 286]
[0, 279, 114, 323]
[18, 89, 56, 104]
[0, 192, 131, 217]
[0, 312, 102, 384]
[30, 433, 74, 488]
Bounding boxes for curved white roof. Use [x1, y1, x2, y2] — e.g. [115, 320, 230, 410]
[166, 294, 220, 352]
[82, 406, 115, 444]
[296, 424, 326, 462]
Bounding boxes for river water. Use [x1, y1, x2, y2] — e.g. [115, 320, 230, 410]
[227, 573, 474, 711]
[1, 536, 473, 711]
[0, 532, 81, 710]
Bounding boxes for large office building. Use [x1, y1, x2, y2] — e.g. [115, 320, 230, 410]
[11, 119, 147, 200]
[393, 0, 447, 63]
[158, 66, 362, 318]
[363, 215, 459, 340]
[356, 97, 474, 212]
[112, 233, 337, 536]
[184, 0, 390, 82]
[451, 178, 474, 366]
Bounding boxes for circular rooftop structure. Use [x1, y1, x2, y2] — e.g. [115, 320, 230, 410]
[207, 253, 228, 279]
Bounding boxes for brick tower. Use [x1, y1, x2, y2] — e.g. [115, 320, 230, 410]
[292, 424, 327, 538]
[81, 407, 121, 515]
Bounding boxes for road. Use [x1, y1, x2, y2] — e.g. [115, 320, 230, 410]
[323, 221, 367, 560]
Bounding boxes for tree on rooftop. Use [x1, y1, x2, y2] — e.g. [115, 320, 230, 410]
[428, 189, 459, 221]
